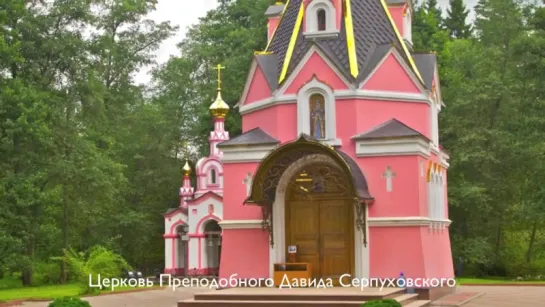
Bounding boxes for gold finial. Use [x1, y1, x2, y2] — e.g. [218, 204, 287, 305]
[209, 64, 230, 118]
[182, 160, 191, 176]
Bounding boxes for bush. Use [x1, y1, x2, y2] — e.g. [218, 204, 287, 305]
[362, 299, 402, 307]
[32, 261, 61, 286]
[48, 297, 91, 307]
[61, 246, 132, 294]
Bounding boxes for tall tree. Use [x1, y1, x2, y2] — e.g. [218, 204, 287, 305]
[412, 1, 449, 53]
[444, 0, 473, 38]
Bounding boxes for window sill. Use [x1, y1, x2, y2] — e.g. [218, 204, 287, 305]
[319, 138, 342, 147]
[303, 30, 339, 40]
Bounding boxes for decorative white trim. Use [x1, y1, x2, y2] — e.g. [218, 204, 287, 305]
[358, 46, 394, 88]
[220, 145, 276, 163]
[368, 217, 452, 227]
[218, 220, 262, 229]
[303, 30, 339, 39]
[268, 153, 368, 280]
[355, 137, 430, 158]
[238, 89, 431, 115]
[297, 77, 340, 145]
[304, 0, 338, 38]
[439, 151, 450, 169]
[276, 46, 354, 96]
[237, 59, 258, 107]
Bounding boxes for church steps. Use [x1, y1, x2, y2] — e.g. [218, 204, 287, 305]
[178, 289, 430, 307]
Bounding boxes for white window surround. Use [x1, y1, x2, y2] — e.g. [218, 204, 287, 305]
[428, 169, 445, 227]
[297, 78, 341, 146]
[430, 101, 439, 147]
[304, 0, 339, 39]
[403, 9, 412, 45]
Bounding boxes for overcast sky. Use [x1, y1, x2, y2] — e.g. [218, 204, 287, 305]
[135, 0, 478, 84]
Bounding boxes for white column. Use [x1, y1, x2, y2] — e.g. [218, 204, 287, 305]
[165, 238, 172, 270]
[188, 238, 199, 269]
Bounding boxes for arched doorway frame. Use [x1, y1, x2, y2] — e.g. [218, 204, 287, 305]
[244, 135, 373, 279]
[269, 153, 368, 279]
[203, 219, 222, 276]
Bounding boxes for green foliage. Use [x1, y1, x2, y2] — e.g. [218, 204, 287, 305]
[444, 0, 473, 38]
[361, 299, 402, 307]
[412, 1, 450, 53]
[60, 246, 131, 294]
[32, 261, 61, 286]
[48, 297, 91, 307]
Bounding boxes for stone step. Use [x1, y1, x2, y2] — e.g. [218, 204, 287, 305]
[193, 288, 406, 302]
[178, 299, 431, 307]
[404, 300, 431, 307]
[394, 293, 420, 305]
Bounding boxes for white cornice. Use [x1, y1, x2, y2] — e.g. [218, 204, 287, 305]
[218, 220, 262, 229]
[355, 137, 430, 158]
[369, 217, 452, 227]
[238, 90, 431, 115]
[219, 218, 451, 229]
[220, 144, 276, 163]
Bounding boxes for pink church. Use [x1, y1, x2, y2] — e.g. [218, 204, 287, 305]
[164, 0, 454, 286]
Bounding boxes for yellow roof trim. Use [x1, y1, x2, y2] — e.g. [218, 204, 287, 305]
[344, 0, 358, 78]
[278, 2, 304, 83]
[379, 0, 423, 83]
[265, 0, 291, 52]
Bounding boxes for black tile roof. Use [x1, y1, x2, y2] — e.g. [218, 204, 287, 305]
[256, 54, 279, 91]
[217, 127, 280, 147]
[352, 118, 428, 140]
[264, 0, 420, 88]
[412, 53, 436, 89]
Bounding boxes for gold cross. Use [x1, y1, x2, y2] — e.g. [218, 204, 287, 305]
[213, 64, 226, 90]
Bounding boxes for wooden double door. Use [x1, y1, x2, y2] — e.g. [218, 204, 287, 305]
[286, 198, 354, 281]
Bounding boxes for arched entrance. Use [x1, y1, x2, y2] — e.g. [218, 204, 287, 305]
[204, 220, 222, 276]
[244, 135, 374, 280]
[285, 162, 355, 280]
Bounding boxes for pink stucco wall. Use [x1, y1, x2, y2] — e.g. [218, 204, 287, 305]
[285, 52, 349, 94]
[388, 6, 405, 37]
[243, 66, 272, 106]
[242, 104, 297, 142]
[219, 229, 270, 280]
[363, 54, 420, 93]
[222, 162, 262, 220]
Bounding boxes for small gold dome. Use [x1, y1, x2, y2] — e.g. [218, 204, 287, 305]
[209, 91, 230, 118]
[182, 160, 191, 176]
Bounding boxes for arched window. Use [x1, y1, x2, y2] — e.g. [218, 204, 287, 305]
[317, 9, 326, 31]
[210, 169, 217, 184]
[309, 93, 326, 139]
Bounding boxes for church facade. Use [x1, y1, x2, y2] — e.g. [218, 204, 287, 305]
[164, 0, 453, 283]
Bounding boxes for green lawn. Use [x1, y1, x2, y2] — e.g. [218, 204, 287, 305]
[0, 283, 162, 303]
[457, 277, 545, 285]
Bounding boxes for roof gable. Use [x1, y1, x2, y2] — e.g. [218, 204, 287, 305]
[352, 118, 428, 140]
[266, 0, 423, 87]
[412, 53, 436, 90]
[217, 127, 280, 147]
[361, 50, 424, 93]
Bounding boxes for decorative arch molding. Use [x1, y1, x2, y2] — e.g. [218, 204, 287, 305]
[297, 77, 341, 146]
[304, 0, 338, 38]
[195, 214, 221, 234]
[169, 219, 188, 235]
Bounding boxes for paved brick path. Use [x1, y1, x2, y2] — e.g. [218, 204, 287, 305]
[459, 286, 545, 307]
[19, 286, 544, 307]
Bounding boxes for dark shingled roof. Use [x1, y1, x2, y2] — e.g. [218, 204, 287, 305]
[265, 4, 285, 17]
[164, 208, 178, 215]
[412, 53, 436, 89]
[256, 54, 279, 91]
[264, 0, 420, 87]
[352, 118, 428, 140]
[217, 127, 280, 147]
[386, 0, 407, 4]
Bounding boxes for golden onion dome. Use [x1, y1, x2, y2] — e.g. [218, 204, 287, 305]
[182, 160, 191, 176]
[209, 90, 230, 118]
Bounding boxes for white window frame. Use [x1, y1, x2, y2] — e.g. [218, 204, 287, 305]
[304, 0, 338, 39]
[297, 78, 341, 146]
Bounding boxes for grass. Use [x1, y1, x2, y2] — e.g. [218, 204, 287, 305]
[0, 282, 162, 303]
[457, 277, 545, 285]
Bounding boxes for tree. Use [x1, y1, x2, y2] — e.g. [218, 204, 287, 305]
[444, 0, 473, 38]
[412, 1, 449, 53]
